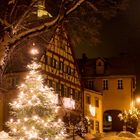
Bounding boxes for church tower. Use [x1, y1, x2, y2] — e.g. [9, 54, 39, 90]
[33, 0, 52, 18]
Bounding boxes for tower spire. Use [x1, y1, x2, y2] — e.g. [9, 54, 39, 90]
[34, 0, 52, 18]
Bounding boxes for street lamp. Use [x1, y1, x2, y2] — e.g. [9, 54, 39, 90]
[136, 97, 140, 104]
[135, 97, 140, 109]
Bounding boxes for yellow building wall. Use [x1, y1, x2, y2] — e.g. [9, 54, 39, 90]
[93, 76, 135, 112]
[84, 89, 103, 134]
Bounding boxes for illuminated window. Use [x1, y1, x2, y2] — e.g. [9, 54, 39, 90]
[107, 115, 112, 122]
[118, 79, 123, 89]
[103, 79, 108, 90]
[59, 61, 64, 71]
[52, 58, 57, 68]
[56, 61, 59, 69]
[71, 69, 75, 76]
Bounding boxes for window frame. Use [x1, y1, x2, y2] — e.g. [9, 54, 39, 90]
[86, 95, 91, 104]
[118, 79, 123, 89]
[103, 79, 108, 90]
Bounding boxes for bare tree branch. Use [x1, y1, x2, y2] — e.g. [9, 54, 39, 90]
[85, 1, 98, 12]
[2, 0, 87, 48]
[13, 0, 38, 34]
[10, 0, 18, 20]
[0, 18, 10, 27]
[66, 0, 86, 15]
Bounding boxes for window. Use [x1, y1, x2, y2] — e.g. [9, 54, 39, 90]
[67, 66, 71, 75]
[50, 57, 53, 67]
[67, 87, 71, 97]
[45, 55, 48, 64]
[71, 89, 75, 99]
[103, 79, 108, 90]
[56, 83, 60, 93]
[71, 69, 75, 76]
[86, 80, 94, 89]
[90, 120, 94, 130]
[64, 65, 67, 73]
[63, 86, 67, 97]
[56, 61, 59, 69]
[11, 77, 18, 88]
[59, 61, 64, 71]
[107, 115, 112, 122]
[52, 58, 57, 68]
[95, 121, 100, 133]
[61, 84, 64, 97]
[48, 57, 51, 66]
[118, 80, 123, 89]
[95, 98, 99, 107]
[86, 95, 91, 104]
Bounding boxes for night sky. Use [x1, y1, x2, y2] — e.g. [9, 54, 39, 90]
[74, 0, 140, 94]
[75, 0, 140, 58]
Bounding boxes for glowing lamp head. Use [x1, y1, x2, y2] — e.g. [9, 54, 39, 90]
[30, 48, 39, 55]
[136, 97, 140, 103]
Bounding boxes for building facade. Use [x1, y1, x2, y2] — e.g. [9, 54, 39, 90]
[84, 89, 103, 134]
[39, 26, 83, 117]
[78, 55, 136, 131]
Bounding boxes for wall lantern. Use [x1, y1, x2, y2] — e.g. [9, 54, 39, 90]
[89, 105, 96, 117]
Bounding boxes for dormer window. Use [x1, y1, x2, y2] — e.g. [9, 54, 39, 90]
[98, 62, 102, 66]
[103, 79, 108, 90]
[96, 59, 105, 75]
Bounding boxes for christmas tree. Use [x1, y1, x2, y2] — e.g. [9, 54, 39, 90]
[6, 57, 66, 140]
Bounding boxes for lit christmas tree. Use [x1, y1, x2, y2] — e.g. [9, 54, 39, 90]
[6, 50, 66, 140]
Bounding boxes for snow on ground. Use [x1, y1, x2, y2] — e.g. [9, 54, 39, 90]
[83, 131, 140, 140]
[98, 131, 140, 140]
[101, 136, 140, 140]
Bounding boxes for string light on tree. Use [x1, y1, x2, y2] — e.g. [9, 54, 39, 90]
[6, 48, 67, 140]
